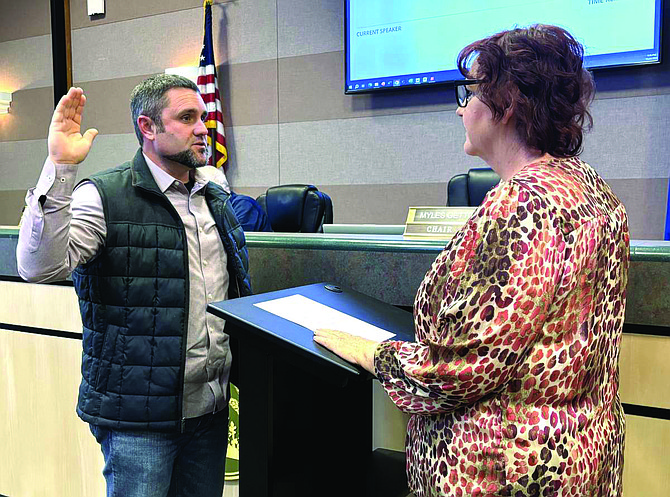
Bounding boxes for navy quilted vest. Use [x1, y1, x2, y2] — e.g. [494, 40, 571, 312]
[72, 150, 252, 431]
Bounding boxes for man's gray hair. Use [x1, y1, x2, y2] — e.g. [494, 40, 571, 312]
[130, 74, 199, 146]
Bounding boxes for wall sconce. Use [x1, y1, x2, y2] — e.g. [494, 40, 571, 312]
[165, 67, 199, 84]
[0, 92, 12, 114]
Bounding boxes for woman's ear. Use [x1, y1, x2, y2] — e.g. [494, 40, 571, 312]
[501, 103, 515, 125]
[501, 86, 518, 125]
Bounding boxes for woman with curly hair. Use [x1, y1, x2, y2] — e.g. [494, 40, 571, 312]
[315, 25, 628, 497]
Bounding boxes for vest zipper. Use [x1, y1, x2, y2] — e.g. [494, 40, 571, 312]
[143, 187, 189, 433]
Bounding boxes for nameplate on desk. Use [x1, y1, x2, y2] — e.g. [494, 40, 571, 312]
[403, 206, 476, 240]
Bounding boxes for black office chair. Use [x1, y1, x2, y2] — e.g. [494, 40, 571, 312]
[256, 184, 333, 233]
[447, 167, 500, 206]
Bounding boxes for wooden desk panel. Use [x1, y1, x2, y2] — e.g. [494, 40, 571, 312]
[0, 329, 104, 497]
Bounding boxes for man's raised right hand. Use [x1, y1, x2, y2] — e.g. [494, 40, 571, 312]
[48, 87, 99, 165]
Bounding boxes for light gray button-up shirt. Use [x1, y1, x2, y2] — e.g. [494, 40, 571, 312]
[17, 154, 232, 419]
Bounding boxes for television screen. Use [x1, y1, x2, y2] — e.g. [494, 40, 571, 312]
[345, 0, 663, 94]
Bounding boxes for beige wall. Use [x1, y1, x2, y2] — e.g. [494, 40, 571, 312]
[0, 0, 669, 236]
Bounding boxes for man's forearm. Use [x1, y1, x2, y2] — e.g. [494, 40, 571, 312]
[16, 159, 105, 282]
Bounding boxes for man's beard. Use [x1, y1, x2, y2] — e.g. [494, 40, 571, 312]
[163, 147, 208, 169]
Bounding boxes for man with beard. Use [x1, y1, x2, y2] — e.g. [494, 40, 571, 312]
[16, 74, 253, 497]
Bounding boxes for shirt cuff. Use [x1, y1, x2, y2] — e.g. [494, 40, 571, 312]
[34, 159, 79, 200]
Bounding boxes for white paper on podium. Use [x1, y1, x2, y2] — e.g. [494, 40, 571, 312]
[253, 294, 396, 342]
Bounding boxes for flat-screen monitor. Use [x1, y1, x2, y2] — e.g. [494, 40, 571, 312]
[345, 0, 663, 94]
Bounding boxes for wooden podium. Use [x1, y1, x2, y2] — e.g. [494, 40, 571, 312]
[207, 283, 415, 497]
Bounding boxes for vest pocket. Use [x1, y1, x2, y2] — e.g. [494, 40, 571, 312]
[94, 325, 120, 393]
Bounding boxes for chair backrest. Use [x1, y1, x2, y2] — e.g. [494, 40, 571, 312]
[256, 184, 333, 233]
[447, 167, 500, 206]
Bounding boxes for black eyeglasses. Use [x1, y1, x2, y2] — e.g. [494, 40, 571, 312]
[454, 79, 484, 108]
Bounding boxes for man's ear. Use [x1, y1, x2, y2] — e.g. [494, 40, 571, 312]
[137, 115, 156, 142]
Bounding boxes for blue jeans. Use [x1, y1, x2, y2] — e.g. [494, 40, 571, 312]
[89, 409, 228, 497]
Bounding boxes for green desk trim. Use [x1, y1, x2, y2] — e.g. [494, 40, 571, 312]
[0, 228, 19, 237]
[628, 241, 670, 262]
[3, 227, 670, 260]
[244, 232, 670, 261]
[245, 232, 446, 254]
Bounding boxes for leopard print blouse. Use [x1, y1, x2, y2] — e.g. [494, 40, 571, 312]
[375, 157, 629, 497]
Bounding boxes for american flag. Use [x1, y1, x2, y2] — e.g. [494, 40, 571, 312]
[197, 0, 228, 169]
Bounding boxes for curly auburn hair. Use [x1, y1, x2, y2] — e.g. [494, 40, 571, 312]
[457, 24, 595, 158]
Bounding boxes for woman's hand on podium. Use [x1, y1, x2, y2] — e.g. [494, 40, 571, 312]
[313, 329, 378, 374]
